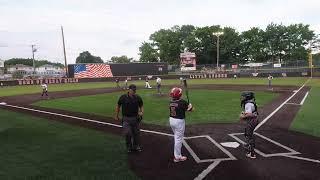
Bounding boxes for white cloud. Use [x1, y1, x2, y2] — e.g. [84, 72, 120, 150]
[0, 0, 319, 63]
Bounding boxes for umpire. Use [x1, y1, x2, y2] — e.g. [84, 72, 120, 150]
[115, 84, 144, 153]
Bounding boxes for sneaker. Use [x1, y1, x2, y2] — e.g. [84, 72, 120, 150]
[127, 148, 133, 153]
[173, 156, 187, 163]
[135, 146, 142, 152]
[246, 153, 256, 159]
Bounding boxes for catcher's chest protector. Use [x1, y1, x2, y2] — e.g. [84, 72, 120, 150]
[244, 102, 258, 115]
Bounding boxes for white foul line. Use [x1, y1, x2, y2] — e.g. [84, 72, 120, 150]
[1, 104, 173, 137]
[254, 79, 310, 131]
[300, 91, 309, 105]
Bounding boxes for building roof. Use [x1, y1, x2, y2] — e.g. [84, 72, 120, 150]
[9, 64, 32, 68]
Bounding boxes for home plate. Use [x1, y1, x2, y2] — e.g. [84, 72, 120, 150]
[0, 102, 7, 105]
[220, 142, 240, 148]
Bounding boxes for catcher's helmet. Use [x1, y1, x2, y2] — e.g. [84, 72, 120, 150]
[170, 87, 182, 99]
[241, 91, 255, 100]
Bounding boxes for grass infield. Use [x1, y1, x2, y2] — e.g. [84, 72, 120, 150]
[33, 89, 277, 126]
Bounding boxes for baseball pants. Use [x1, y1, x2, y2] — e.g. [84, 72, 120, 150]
[41, 90, 48, 96]
[169, 117, 185, 159]
[123, 116, 141, 150]
[244, 118, 259, 154]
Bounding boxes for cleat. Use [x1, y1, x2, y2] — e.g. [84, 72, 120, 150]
[173, 156, 187, 163]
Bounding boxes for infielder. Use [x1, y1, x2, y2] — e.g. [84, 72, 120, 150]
[169, 87, 193, 162]
[156, 77, 162, 94]
[41, 82, 48, 97]
[145, 76, 151, 89]
[239, 91, 259, 159]
[267, 74, 273, 89]
[124, 79, 128, 90]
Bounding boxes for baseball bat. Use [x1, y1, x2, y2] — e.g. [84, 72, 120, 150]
[183, 79, 190, 104]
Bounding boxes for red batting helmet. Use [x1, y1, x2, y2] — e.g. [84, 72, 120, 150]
[170, 87, 182, 99]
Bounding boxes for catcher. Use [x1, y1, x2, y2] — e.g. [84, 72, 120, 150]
[239, 91, 258, 159]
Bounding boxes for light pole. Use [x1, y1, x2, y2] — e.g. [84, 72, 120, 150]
[31, 45, 37, 76]
[212, 32, 224, 69]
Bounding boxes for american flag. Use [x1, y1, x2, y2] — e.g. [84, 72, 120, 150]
[74, 64, 113, 78]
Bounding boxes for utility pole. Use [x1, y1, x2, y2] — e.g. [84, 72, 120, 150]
[308, 51, 313, 78]
[61, 26, 68, 77]
[31, 45, 36, 77]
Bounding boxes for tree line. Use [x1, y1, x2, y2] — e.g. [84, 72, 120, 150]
[139, 23, 320, 65]
[75, 51, 136, 64]
[4, 58, 64, 68]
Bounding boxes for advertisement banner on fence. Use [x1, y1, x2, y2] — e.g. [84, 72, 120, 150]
[273, 63, 281, 68]
[232, 64, 238, 69]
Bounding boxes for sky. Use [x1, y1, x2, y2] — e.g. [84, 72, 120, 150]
[0, 0, 319, 64]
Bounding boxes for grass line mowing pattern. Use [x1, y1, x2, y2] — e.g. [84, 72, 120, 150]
[0, 109, 138, 180]
[33, 89, 277, 126]
[291, 86, 320, 137]
[0, 77, 308, 97]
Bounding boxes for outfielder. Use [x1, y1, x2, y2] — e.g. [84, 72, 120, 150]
[239, 91, 259, 159]
[169, 87, 193, 162]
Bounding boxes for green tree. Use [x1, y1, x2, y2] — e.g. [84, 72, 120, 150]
[219, 27, 241, 65]
[75, 51, 104, 63]
[139, 42, 158, 62]
[239, 27, 267, 63]
[264, 23, 314, 64]
[110, 55, 132, 63]
[150, 26, 183, 64]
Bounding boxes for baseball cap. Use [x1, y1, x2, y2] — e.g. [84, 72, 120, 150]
[128, 84, 137, 91]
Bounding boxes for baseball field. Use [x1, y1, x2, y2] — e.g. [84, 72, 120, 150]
[0, 77, 319, 179]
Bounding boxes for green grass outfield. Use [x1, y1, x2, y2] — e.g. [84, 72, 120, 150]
[0, 77, 308, 97]
[290, 78, 320, 137]
[0, 109, 138, 180]
[34, 89, 277, 126]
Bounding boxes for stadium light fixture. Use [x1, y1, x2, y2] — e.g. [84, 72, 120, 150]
[212, 31, 224, 69]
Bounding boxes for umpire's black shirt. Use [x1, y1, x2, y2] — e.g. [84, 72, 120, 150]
[118, 93, 143, 117]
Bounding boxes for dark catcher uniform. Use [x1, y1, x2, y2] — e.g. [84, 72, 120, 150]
[117, 91, 143, 152]
[241, 92, 259, 159]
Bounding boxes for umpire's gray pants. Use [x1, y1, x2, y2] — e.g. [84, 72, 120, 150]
[122, 116, 141, 150]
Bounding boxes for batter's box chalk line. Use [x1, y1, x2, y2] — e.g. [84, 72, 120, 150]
[229, 132, 320, 164]
[183, 135, 237, 164]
